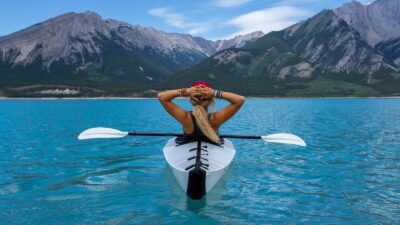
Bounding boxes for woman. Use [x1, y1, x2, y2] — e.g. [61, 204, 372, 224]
[158, 81, 245, 144]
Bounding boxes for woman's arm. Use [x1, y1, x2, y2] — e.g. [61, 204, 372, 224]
[157, 87, 201, 125]
[212, 90, 246, 127]
[158, 89, 188, 125]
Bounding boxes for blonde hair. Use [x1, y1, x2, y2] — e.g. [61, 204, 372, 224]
[189, 97, 220, 143]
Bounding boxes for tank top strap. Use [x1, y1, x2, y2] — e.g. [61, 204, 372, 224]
[176, 111, 219, 144]
[189, 111, 197, 128]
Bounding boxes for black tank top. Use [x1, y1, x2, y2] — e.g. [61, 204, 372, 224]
[175, 112, 217, 144]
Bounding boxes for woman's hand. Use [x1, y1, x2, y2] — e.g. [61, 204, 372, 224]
[188, 86, 214, 102]
[186, 87, 196, 97]
[187, 86, 202, 103]
[199, 87, 214, 100]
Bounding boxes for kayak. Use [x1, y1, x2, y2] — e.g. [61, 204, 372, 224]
[78, 128, 305, 199]
[163, 138, 236, 199]
[79, 128, 305, 199]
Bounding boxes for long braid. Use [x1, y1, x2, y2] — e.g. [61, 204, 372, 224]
[190, 98, 220, 143]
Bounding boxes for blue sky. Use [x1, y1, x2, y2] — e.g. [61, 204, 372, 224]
[0, 0, 373, 40]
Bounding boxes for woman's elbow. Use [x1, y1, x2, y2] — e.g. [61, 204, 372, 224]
[238, 96, 246, 105]
[157, 92, 165, 101]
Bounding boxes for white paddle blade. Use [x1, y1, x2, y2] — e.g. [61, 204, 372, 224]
[78, 127, 128, 140]
[261, 133, 306, 147]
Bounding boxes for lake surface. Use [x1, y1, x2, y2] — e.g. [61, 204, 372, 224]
[0, 99, 399, 224]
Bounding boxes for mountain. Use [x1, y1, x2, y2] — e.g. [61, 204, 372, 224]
[281, 10, 397, 83]
[333, 0, 400, 47]
[212, 31, 265, 52]
[0, 11, 263, 96]
[332, 0, 400, 91]
[161, 9, 400, 97]
[376, 37, 400, 67]
[1, 0, 400, 97]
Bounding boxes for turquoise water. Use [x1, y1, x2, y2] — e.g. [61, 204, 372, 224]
[0, 99, 399, 224]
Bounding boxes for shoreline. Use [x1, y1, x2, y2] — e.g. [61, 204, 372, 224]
[0, 96, 399, 100]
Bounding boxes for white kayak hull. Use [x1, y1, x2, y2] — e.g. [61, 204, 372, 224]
[163, 138, 236, 199]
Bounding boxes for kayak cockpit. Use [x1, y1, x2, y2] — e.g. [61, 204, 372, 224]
[163, 138, 236, 199]
[163, 138, 235, 173]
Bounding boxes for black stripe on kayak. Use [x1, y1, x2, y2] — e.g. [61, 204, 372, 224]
[186, 141, 206, 200]
[175, 138, 224, 147]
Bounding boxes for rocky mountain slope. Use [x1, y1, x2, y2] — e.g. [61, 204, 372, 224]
[331, 0, 400, 95]
[0, 11, 263, 88]
[161, 9, 399, 96]
[1, 0, 399, 97]
[376, 37, 400, 67]
[333, 0, 400, 47]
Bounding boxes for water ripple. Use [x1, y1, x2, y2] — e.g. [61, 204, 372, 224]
[0, 99, 399, 224]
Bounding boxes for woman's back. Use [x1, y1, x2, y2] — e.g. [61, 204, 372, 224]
[177, 112, 215, 144]
[157, 81, 245, 144]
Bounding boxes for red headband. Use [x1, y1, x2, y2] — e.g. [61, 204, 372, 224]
[191, 81, 211, 88]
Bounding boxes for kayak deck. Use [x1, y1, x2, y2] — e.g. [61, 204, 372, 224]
[163, 138, 236, 199]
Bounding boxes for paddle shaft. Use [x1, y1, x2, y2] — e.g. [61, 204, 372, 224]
[128, 132, 261, 139]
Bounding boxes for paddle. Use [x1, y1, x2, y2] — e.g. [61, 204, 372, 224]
[78, 127, 306, 147]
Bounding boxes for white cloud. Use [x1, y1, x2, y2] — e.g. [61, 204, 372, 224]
[225, 6, 309, 38]
[214, 0, 253, 7]
[148, 7, 186, 28]
[187, 24, 211, 35]
[277, 0, 321, 5]
[358, 0, 373, 4]
[148, 7, 212, 36]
